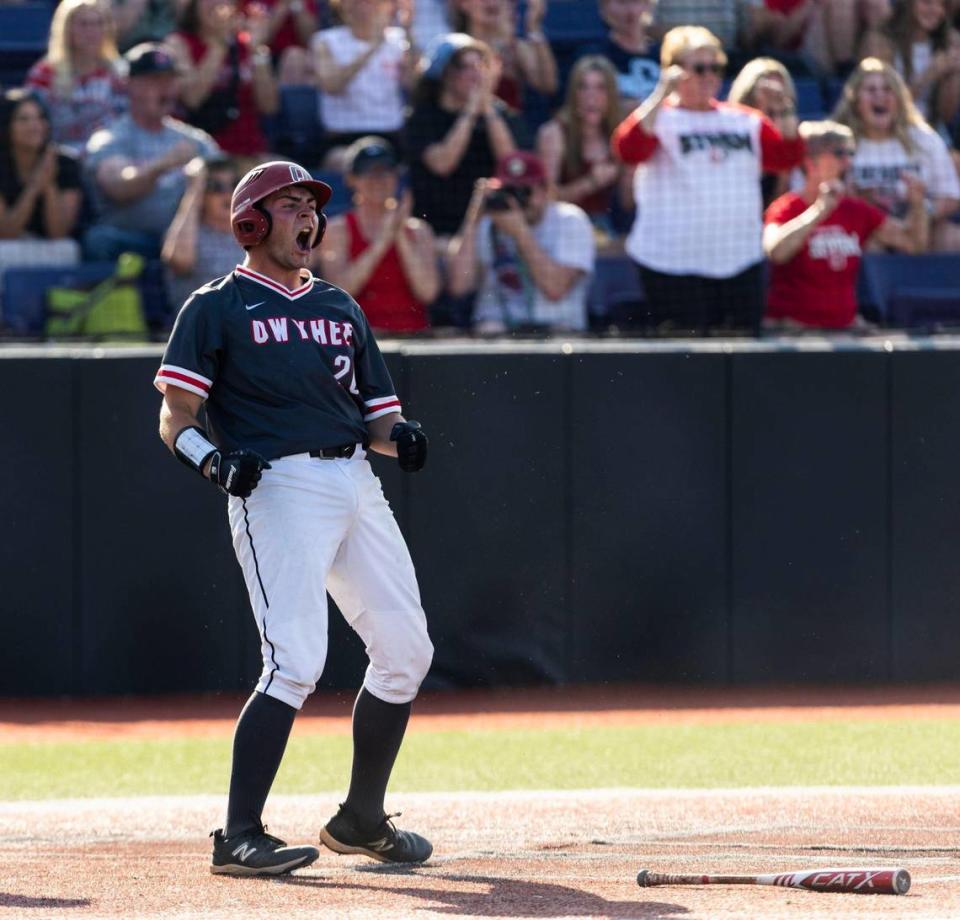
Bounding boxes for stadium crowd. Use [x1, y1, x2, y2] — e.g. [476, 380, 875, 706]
[0, 0, 958, 337]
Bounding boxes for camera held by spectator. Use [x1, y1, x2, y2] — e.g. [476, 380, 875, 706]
[446, 150, 596, 335]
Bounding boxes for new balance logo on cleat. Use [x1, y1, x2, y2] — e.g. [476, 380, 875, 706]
[210, 826, 319, 877]
[319, 805, 432, 864]
[231, 843, 258, 862]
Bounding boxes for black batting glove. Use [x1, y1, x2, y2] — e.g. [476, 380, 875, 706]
[208, 449, 272, 498]
[390, 420, 428, 473]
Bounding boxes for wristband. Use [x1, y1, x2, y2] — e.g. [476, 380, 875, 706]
[174, 425, 217, 474]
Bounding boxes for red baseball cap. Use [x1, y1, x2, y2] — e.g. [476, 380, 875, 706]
[492, 151, 547, 188]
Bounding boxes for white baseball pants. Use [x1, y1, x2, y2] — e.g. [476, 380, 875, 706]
[226, 447, 433, 709]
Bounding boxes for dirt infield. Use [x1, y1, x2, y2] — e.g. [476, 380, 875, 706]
[3, 685, 960, 918]
[4, 682, 960, 741]
[3, 788, 960, 919]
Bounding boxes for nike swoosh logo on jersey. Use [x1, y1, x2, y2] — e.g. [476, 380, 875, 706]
[245, 301, 266, 311]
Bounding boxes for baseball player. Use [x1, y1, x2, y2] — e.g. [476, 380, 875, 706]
[155, 160, 434, 876]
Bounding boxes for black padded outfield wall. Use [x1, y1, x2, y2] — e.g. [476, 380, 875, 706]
[3, 341, 960, 696]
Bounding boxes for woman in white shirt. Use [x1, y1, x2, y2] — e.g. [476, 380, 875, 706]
[312, 0, 419, 169]
[612, 26, 804, 334]
[832, 56, 960, 249]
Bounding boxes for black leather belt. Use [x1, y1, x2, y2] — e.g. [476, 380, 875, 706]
[309, 444, 357, 459]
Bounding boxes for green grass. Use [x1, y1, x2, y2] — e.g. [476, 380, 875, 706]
[3, 720, 960, 800]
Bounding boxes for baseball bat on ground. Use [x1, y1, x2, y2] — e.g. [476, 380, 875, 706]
[636, 867, 910, 895]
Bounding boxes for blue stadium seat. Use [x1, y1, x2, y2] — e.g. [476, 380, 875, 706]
[859, 253, 960, 328]
[793, 77, 825, 119]
[0, 2, 52, 49]
[823, 78, 845, 114]
[0, 2, 53, 87]
[2, 259, 169, 336]
[313, 169, 350, 217]
[275, 85, 323, 168]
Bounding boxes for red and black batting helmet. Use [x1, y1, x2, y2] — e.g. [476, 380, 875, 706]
[230, 161, 333, 248]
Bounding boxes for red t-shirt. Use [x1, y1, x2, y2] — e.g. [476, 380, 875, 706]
[765, 193, 885, 328]
[175, 31, 267, 156]
[345, 211, 429, 333]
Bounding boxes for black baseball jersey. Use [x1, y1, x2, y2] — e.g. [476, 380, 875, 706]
[154, 265, 401, 459]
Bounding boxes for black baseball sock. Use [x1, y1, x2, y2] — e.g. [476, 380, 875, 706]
[224, 691, 297, 838]
[343, 687, 412, 828]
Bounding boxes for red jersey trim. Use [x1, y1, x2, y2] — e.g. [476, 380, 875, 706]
[154, 364, 212, 398]
[363, 395, 402, 422]
[235, 265, 315, 300]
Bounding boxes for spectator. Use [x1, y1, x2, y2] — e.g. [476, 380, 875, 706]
[316, 136, 439, 333]
[25, 0, 127, 156]
[446, 151, 595, 333]
[591, 0, 661, 109]
[860, 0, 960, 126]
[727, 56, 798, 203]
[112, 0, 179, 52]
[84, 43, 220, 262]
[747, 0, 818, 65]
[764, 120, 927, 329]
[833, 57, 960, 249]
[405, 33, 522, 237]
[0, 89, 82, 279]
[248, 0, 319, 73]
[166, 0, 279, 159]
[308, 0, 419, 169]
[162, 155, 239, 313]
[535, 55, 624, 235]
[612, 26, 803, 334]
[453, 0, 558, 109]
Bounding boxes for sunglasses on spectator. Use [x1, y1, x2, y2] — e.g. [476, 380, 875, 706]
[206, 178, 234, 193]
[831, 148, 856, 158]
[687, 62, 724, 75]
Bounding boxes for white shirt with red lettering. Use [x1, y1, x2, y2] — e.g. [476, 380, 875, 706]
[613, 100, 804, 278]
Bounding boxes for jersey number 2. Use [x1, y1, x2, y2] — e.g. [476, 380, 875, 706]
[334, 355, 360, 395]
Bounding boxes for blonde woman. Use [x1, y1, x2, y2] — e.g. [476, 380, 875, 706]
[728, 56, 798, 202]
[612, 26, 803, 333]
[833, 57, 960, 248]
[536, 56, 623, 230]
[25, 0, 127, 155]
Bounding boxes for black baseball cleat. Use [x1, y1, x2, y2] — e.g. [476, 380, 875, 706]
[319, 804, 433, 864]
[210, 825, 320, 876]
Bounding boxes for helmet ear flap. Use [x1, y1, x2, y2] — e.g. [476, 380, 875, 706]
[233, 203, 271, 248]
[312, 212, 328, 248]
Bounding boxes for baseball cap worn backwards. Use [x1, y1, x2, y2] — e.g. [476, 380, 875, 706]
[125, 42, 177, 78]
[493, 151, 547, 188]
[345, 136, 399, 175]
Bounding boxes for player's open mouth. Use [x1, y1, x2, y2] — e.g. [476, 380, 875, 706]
[295, 228, 312, 252]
